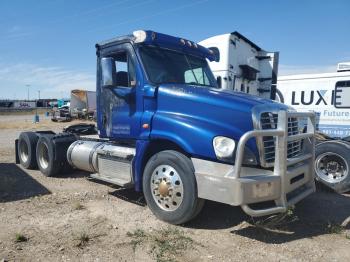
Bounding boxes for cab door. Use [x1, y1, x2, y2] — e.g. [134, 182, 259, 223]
[99, 43, 143, 140]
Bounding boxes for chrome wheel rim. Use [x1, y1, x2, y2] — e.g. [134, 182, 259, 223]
[38, 143, 49, 169]
[150, 165, 184, 211]
[19, 140, 29, 163]
[315, 152, 348, 183]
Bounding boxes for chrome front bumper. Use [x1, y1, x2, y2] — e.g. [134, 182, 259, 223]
[192, 111, 316, 217]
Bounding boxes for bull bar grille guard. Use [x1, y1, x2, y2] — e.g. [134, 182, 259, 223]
[231, 110, 316, 216]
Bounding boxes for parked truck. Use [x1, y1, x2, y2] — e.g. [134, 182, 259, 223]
[198, 31, 279, 100]
[15, 30, 315, 224]
[201, 32, 350, 193]
[277, 63, 350, 193]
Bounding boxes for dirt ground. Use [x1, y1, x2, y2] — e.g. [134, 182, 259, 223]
[0, 114, 349, 262]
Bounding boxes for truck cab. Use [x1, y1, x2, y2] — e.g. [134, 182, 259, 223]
[16, 30, 316, 224]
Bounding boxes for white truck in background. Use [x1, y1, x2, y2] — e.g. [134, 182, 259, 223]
[201, 32, 350, 193]
[199, 31, 279, 100]
[277, 63, 350, 193]
[70, 89, 97, 119]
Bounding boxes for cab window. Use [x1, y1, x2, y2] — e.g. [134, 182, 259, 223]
[184, 67, 210, 85]
[113, 52, 136, 87]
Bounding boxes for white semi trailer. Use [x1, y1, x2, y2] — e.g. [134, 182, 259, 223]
[277, 63, 350, 193]
[201, 33, 350, 193]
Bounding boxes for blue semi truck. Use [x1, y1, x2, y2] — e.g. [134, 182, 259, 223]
[16, 30, 316, 224]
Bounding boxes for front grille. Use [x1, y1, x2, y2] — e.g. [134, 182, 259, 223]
[260, 112, 302, 165]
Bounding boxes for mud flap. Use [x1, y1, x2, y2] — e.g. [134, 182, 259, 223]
[15, 139, 19, 164]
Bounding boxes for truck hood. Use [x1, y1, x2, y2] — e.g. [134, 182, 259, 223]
[157, 83, 286, 117]
[153, 84, 289, 159]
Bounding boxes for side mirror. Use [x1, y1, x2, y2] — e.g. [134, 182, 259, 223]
[209, 47, 220, 62]
[101, 57, 116, 87]
[216, 76, 222, 88]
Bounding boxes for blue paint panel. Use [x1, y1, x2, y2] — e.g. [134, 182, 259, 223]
[150, 84, 274, 161]
[133, 140, 150, 192]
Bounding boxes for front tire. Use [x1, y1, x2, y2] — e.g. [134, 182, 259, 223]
[143, 150, 204, 224]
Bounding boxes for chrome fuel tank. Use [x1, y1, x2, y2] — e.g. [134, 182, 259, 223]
[67, 140, 104, 172]
[67, 140, 136, 177]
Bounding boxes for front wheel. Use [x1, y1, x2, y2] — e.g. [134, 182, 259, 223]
[143, 150, 204, 224]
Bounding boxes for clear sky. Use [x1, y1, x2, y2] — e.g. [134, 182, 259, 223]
[0, 0, 349, 99]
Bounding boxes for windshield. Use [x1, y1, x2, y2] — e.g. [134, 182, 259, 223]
[139, 46, 217, 87]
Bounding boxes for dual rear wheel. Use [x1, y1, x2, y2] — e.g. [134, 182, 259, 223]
[17, 132, 70, 177]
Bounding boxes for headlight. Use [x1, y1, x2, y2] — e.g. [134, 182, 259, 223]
[213, 136, 235, 159]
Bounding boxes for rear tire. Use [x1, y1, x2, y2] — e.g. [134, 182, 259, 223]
[143, 150, 204, 225]
[18, 132, 38, 169]
[36, 135, 61, 177]
[315, 141, 350, 193]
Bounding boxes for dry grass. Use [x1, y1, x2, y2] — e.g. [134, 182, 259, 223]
[0, 108, 49, 116]
[15, 233, 28, 243]
[76, 232, 90, 248]
[0, 118, 93, 130]
[326, 222, 344, 234]
[0, 119, 60, 130]
[72, 201, 85, 210]
[127, 227, 195, 262]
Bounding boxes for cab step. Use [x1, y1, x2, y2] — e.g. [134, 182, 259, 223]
[90, 173, 133, 187]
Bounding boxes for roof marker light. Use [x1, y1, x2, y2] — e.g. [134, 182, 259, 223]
[180, 39, 186, 45]
[133, 30, 147, 43]
[187, 41, 192, 47]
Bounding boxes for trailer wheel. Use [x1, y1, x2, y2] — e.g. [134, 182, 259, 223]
[143, 150, 204, 224]
[315, 141, 350, 193]
[36, 135, 60, 177]
[18, 132, 39, 169]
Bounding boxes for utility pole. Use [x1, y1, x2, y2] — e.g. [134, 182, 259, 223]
[38, 90, 40, 100]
